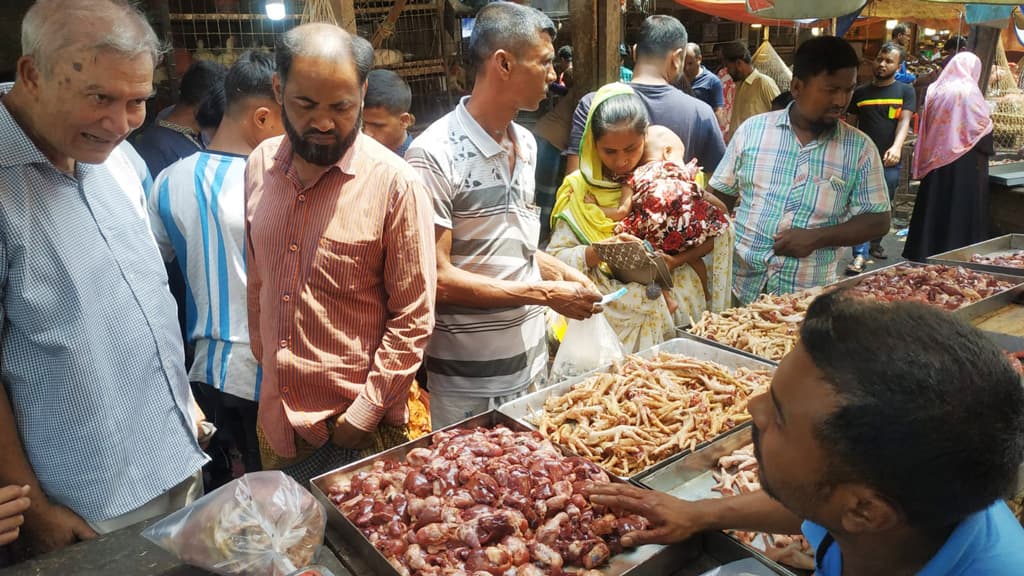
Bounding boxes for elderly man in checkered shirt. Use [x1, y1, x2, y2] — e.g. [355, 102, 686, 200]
[0, 0, 209, 558]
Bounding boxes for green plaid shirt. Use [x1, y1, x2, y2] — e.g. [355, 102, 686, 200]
[710, 105, 890, 304]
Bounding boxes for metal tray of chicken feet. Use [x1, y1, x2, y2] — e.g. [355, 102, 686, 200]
[633, 426, 803, 576]
[311, 409, 724, 576]
[927, 234, 1024, 277]
[497, 338, 777, 483]
[823, 261, 1024, 323]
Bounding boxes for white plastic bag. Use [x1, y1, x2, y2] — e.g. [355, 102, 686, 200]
[142, 471, 327, 576]
[550, 313, 625, 382]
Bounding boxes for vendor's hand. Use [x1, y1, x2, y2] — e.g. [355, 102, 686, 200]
[587, 483, 707, 547]
[584, 192, 598, 205]
[773, 228, 822, 258]
[331, 415, 376, 450]
[21, 499, 97, 556]
[883, 146, 901, 167]
[0, 485, 30, 546]
[543, 281, 602, 321]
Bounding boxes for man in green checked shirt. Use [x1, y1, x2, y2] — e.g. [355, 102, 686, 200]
[709, 36, 891, 305]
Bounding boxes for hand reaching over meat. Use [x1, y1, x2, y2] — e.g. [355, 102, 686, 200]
[327, 426, 651, 575]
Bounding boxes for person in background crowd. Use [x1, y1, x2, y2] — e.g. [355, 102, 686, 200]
[684, 43, 726, 130]
[148, 50, 284, 490]
[716, 44, 737, 136]
[845, 42, 915, 274]
[771, 90, 793, 111]
[132, 60, 226, 177]
[0, 486, 30, 546]
[0, 0, 209, 555]
[568, 16, 725, 176]
[589, 292, 1024, 576]
[709, 36, 890, 304]
[619, 43, 633, 83]
[550, 45, 573, 96]
[245, 24, 436, 484]
[406, 2, 601, 429]
[721, 41, 780, 134]
[891, 23, 917, 84]
[363, 69, 416, 157]
[533, 90, 577, 244]
[194, 72, 226, 146]
[904, 52, 993, 263]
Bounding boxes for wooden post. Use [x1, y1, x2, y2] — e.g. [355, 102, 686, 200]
[328, 0, 357, 33]
[597, 0, 621, 86]
[570, 0, 597, 93]
[969, 25, 1000, 96]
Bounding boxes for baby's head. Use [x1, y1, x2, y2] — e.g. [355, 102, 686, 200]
[642, 125, 686, 165]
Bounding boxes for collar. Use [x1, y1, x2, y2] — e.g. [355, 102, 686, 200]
[743, 68, 762, 86]
[272, 130, 363, 179]
[455, 96, 506, 159]
[0, 82, 61, 169]
[776, 101, 841, 141]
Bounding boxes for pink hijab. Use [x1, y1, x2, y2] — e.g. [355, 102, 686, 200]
[912, 52, 993, 180]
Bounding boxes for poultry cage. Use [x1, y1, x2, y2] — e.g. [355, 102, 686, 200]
[989, 37, 1024, 151]
[160, 0, 452, 128]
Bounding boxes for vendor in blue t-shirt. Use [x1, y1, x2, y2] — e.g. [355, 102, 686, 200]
[589, 292, 1024, 576]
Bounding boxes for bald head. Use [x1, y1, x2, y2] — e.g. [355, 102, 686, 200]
[275, 23, 370, 86]
[643, 125, 685, 164]
[21, 0, 161, 77]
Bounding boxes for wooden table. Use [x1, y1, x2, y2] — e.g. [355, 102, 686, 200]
[3, 518, 352, 576]
[974, 304, 1024, 342]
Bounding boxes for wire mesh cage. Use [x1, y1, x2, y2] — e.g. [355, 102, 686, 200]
[989, 39, 1024, 150]
[162, 0, 452, 127]
[752, 40, 792, 93]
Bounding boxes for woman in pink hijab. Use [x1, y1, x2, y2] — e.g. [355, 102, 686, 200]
[903, 51, 993, 262]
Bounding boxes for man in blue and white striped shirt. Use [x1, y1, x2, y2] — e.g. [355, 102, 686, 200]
[148, 51, 284, 488]
[0, 0, 208, 555]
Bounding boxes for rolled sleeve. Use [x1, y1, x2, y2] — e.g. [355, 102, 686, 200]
[351, 176, 437, 432]
[708, 128, 744, 196]
[406, 146, 454, 230]
[848, 143, 892, 217]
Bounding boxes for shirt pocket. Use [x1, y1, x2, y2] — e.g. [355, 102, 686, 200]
[804, 176, 847, 229]
[308, 238, 382, 295]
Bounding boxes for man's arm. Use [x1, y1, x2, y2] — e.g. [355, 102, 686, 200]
[587, 484, 803, 547]
[564, 93, 594, 175]
[243, 164, 263, 367]
[883, 105, 914, 167]
[706, 127, 744, 213]
[147, 173, 176, 263]
[339, 178, 438, 438]
[773, 211, 890, 258]
[435, 227, 599, 320]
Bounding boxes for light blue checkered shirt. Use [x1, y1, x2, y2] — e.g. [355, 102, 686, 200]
[0, 86, 208, 523]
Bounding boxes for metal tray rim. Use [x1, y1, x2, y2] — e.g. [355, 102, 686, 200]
[926, 234, 1024, 277]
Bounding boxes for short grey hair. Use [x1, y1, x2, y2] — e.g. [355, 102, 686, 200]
[21, 0, 163, 76]
[686, 42, 702, 59]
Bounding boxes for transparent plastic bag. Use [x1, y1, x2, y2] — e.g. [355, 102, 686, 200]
[550, 313, 625, 381]
[142, 471, 327, 576]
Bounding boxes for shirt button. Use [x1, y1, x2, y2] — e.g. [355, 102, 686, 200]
[289, 243, 298, 252]
[281, 385, 289, 393]
[282, 294, 291, 302]
[297, 194, 306, 202]
[279, 339, 288, 348]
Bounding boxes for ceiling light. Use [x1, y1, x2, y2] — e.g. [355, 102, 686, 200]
[266, 0, 286, 20]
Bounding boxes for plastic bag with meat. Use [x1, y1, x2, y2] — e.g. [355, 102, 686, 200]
[142, 471, 327, 575]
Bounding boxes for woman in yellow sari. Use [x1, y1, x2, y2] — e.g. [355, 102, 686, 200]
[548, 83, 732, 352]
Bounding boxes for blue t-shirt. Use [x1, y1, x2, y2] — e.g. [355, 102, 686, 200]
[691, 66, 725, 111]
[803, 501, 1024, 575]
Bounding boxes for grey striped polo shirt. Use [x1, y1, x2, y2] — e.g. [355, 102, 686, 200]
[407, 97, 547, 397]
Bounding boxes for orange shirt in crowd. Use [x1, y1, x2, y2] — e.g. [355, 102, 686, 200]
[245, 133, 436, 458]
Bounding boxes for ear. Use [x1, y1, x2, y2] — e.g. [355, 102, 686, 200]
[16, 56, 43, 94]
[495, 50, 513, 77]
[362, 79, 368, 99]
[661, 145, 673, 161]
[789, 77, 803, 100]
[401, 112, 416, 128]
[253, 106, 271, 128]
[272, 73, 284, 104]
[837, 485, 902, 534]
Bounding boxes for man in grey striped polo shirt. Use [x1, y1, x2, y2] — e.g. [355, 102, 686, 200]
[407, 2, 602, 429]
[0, 0, 207, 557]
